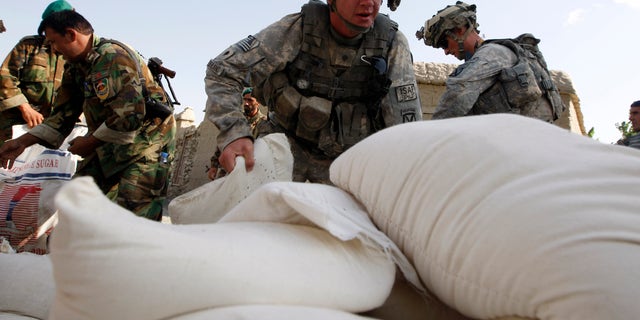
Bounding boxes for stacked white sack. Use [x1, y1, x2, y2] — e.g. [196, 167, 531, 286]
[330, 114, 640, 320]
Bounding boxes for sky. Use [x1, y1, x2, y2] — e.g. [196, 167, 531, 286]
[2, 0, 639, 144]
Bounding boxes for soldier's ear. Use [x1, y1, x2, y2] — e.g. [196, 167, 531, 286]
[64, 28, 77, 41]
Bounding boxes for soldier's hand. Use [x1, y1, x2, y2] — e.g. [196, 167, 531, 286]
[219, 137, 254, 174]
[207, 167, 217, 180]
[18, 103, 44, 128]
[0, 139, 28, 169]
[68, 135, 103, 158]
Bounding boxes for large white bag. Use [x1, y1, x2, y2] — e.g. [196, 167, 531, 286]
[0, 150, 77, 254]
[0, 253, 54, 320]
[169, 305, 378, 320]
[330, 114, 640, 320]
[0, 124, 87, 254]
[169, 133, 293, 224]
[49, 177, 394, 320]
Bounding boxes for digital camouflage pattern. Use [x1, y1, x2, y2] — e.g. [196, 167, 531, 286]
[29, 34, 175, 220]
[433, 42, 558, 122]
[0, 35, 65, 142]
[205, 1, 421, 182]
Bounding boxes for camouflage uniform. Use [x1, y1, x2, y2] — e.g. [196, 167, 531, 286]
[205, 0, 422, 184]
[0, 36, 65, 144]
[247, 108, 267, 138]
[29, 35, 176, 221]
[432, 40, 562, 122]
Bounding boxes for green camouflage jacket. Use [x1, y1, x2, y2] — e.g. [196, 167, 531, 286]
[29, 34, 175, 178]
[0, 35, 65, 115]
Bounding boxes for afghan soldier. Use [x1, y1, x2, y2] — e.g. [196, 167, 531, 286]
[415, 1, 565, 123]
[616, 100, 640, 150]
[205, 0, 421, 184]
[0, 0, 73, 146]
[0, 10, 176, 221]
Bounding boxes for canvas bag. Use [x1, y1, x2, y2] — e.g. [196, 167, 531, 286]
[0, 124, 86, 254]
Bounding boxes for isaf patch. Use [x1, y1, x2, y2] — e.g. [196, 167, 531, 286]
[395, 84, 417, 102]
[94, 77, 110, 100]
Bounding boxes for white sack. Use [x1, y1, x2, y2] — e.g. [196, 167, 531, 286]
[169, 133, 293, 224]
[220, 181, 423, 297]
[0, 253, 54, 320]
[0, 313, 39, 320]
[329, 114, 640, 320]
[49, 177, 393, 320]
[169, 305, 378, 320]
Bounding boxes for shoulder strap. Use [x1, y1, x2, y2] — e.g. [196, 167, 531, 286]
[98, 38, 147, 96]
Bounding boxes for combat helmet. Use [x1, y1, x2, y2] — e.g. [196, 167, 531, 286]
[415, 1, 478, 48]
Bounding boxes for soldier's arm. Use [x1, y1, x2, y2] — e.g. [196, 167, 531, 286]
[204, 13, 302, 152]
[381, 30, 423, 126]
[90, 45, 146, 145]
[29, 65, 84, 149]
[204, 13, 302, 173]
[0, 37, 33, 111]
[432, 44, 515, 119]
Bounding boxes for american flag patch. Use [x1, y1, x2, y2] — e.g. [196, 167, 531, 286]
[235, 35, 258, 52]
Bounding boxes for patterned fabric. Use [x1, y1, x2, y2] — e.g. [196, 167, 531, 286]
[433, 41, 559, 122]
[29, 34, 176, 219]
[204, 1, 421, 182]
[0, 36, 65, 142]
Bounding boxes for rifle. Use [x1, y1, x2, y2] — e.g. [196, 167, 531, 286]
[147, 57, 181, 108]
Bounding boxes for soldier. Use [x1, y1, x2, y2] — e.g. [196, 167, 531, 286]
[207, 87, 267, 180]
[0, 10, 176, 221]
[415, 1, 564, 122]
[0, 0, 73, 146]
[205, 0, 420, 184]
[616, 100, 640, 150]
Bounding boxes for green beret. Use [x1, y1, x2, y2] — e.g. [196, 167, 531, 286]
[42, 0, 73, 20]
[242, 87, 253, 96]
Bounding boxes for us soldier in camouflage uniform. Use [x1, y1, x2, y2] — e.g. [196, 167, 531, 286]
[0, 10, 176, 221]
[415, 1, 564, 122]
[205, 0, 420, 184]
[0, 0, 73, 146]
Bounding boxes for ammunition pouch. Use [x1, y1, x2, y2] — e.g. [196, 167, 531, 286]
[335, 102, 370, 147]
[474, 82, 515, 115]
[296, 96, 332, 142]
[274, 86, 302, 130]
[499, 60, 541, 107]
[145, 97, 173, 120]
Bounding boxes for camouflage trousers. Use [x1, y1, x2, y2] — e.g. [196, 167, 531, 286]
[76, 153, 171, 221]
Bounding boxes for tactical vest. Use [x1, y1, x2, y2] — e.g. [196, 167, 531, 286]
[263, 0, 397, 157]
[474, 34, 564, 122]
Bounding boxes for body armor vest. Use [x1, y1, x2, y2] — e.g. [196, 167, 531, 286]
[472, 34, 564, 122]
[263, 0, 397, 157]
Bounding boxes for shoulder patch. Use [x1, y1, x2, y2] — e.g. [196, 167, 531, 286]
[234, 35, 259, 52]
[395, 84, 417, 102]
[93, 76, 110, 100]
